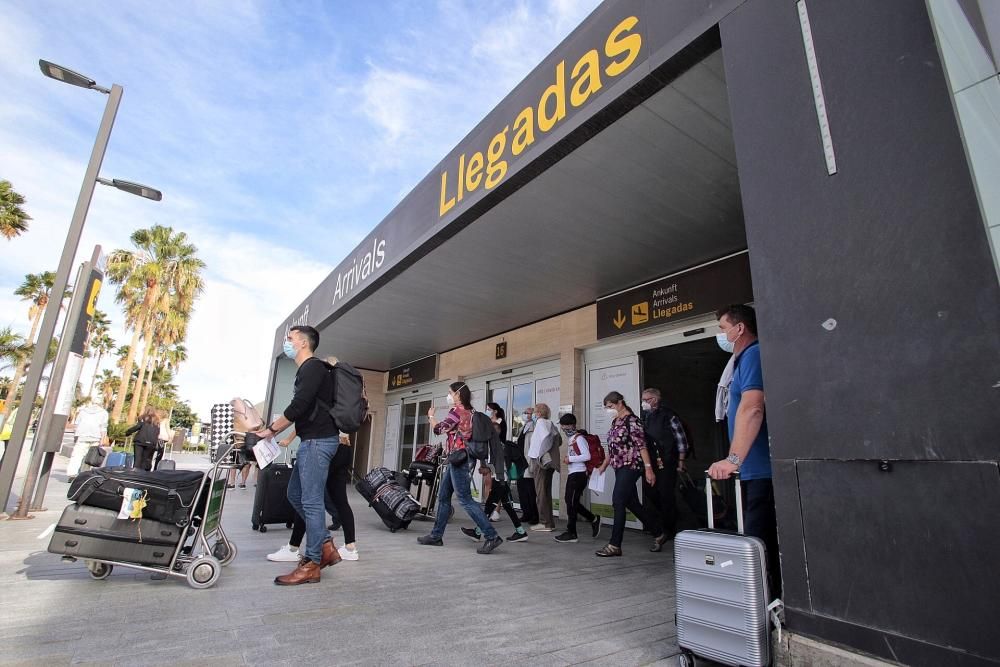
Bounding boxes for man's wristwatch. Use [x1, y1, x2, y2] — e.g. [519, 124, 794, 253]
[726, 453, 742, 467]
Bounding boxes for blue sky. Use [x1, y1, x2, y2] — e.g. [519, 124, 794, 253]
[0, 0, 601, 419]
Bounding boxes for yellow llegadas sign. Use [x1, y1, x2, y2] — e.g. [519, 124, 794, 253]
[439, 16, 643, 217]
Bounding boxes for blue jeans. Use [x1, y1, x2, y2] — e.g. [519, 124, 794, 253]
[287, 437, 339, 563]
[431, 458, 498, 540]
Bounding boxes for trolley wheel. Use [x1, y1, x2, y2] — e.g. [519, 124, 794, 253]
[186, 555, 221, 589]
[285, 522, 293, 529]
[677, 650, 695, 667]
[259, 525, 268, 533]
[87, 561, 113, 580]
[213, 540, 237, 566]
[389, 527, 397, 533]
[251, 522, 259, 531]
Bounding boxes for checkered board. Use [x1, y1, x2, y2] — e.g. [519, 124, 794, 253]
[209, 403, 234, 460]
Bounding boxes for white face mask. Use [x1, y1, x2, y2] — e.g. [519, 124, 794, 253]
[641, 401, 652, 412]
[446, 394, 455, 406]
[605, 407, 617, 417]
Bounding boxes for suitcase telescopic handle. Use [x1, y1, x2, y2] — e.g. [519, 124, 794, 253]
[704, 471, 743, 535]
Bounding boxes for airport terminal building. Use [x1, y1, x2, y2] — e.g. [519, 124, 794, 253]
[265, 2, 1000, 665]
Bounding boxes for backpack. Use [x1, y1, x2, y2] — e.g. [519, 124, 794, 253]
[230, 398, 264, 432]
[314, 359, 369, 433]
[573, 429, 606, 475]
[466, 411, 494, 462]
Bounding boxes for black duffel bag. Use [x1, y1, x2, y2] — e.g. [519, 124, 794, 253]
[68, 468, 206, 526]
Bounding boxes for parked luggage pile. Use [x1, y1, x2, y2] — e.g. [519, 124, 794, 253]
[47, 442, 241, 589]
[355, 466, 420, 532]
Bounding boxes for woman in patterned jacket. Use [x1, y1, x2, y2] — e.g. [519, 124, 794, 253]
[594, 391, 667, 557]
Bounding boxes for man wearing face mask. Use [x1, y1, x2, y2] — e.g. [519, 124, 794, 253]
[514, 407, 539, 527]
[707, 304, 781, 597]
[255, 325, 343, 585]
[639, 387, 688, 543]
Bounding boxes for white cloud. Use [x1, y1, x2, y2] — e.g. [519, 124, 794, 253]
[1, 0, 602, 422]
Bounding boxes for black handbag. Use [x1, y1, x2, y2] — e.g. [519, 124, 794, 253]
[83, 445, 107, 468]
[447, 448, 468, 467]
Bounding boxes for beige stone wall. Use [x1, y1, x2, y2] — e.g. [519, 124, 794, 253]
[365, 305, 599, 499]
[437, 304, 597, 412]
[361, 368, 389, 469]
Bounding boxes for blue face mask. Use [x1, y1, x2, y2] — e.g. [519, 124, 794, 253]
[717, 332, 735, 353]
[282, 340, 296, 359]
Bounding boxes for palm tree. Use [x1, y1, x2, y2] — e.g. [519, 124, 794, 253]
[0, 272, 56, 426]
[135, 307, 188, 414]
[0, 327, 28, 372]
[106, 225, 205, 423]
[0, 180, 31, 238]
[95, 369, 119, 410]
[85, 332, 116, 400]
[84, 309, 110, 358]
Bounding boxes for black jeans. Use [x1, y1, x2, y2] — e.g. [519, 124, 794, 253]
[484, 480, 521, 527]
[133, 444, 154, 471]
[565, 471, 596, 535]
[742, 478, 781, 598]
[643, 463, 678, 537]
[326, 444, 356, 544]
[610, 466, 662, 548]
[516, 477, 538, 525]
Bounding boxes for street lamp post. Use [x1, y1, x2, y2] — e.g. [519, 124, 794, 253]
[0, 61, 161, 518]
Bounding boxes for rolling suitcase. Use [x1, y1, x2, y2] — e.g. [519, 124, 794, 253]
[674, 473, 772, 667]
[355, 476, 419, 532]
[48, 503, 184, 567]
[251, 462, 296, 532]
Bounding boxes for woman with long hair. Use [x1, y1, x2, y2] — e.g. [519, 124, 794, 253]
[417, 382, 503, 554]
[125, 406, 160, 471]
[594, 391, 667, 557]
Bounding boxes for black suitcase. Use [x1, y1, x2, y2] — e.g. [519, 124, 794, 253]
[355, 478, 419, 532]
[68, 468, 205, 526]
[48, 504, 184, 566]
[251, 464, 296, 532]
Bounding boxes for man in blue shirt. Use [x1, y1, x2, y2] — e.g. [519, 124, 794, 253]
[708, 304, 781, 598]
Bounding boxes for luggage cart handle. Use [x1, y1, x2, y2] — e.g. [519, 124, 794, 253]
[705, 470, 743, 535]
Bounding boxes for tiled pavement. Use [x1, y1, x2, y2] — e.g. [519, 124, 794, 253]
[0, 453, 688, 666]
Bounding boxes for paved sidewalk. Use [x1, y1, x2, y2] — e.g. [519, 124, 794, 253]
[0, 453, 684, 666]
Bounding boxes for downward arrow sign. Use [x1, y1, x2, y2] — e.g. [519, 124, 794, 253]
[613, 309, 626, 329]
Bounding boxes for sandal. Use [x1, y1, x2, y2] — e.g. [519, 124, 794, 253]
[595, 544, 622, 558]
[650, 534, 669, 553]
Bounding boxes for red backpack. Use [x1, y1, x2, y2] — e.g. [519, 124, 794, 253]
[573, 430, 606, 475]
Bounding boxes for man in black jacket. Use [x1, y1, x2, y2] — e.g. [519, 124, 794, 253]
[256, 325, 342, 585]
[640, 387, 689, 544]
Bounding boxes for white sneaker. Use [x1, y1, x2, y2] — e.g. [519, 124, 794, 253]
[338, 545, 359, 561]
[266, 544, 300, 562]
[490, 510, 501, 521]
[530, 524, 555, 532]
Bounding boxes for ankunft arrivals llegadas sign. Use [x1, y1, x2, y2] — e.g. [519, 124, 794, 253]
[438, 16, 643, 217]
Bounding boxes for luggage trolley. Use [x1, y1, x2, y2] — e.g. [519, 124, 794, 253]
[49, 440, 242, 589]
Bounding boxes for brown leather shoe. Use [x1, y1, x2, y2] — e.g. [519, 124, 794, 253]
[320, 540, 342, 569]
[274, 559, 321, 586]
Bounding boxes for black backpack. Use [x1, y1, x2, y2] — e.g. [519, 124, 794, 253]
[466, 411, 495, 461]
[314, 359, 369, 433]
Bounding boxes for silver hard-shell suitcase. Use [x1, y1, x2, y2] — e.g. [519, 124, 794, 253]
[674, 472, 771, 666]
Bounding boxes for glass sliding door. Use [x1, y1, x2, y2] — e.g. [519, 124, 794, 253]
[400, 397, 432, 470]
[487, 380, 511, 440]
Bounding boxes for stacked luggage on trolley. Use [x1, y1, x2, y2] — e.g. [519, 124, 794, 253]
[47, 441, 241, 589]
[402, 444, 442, 520]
